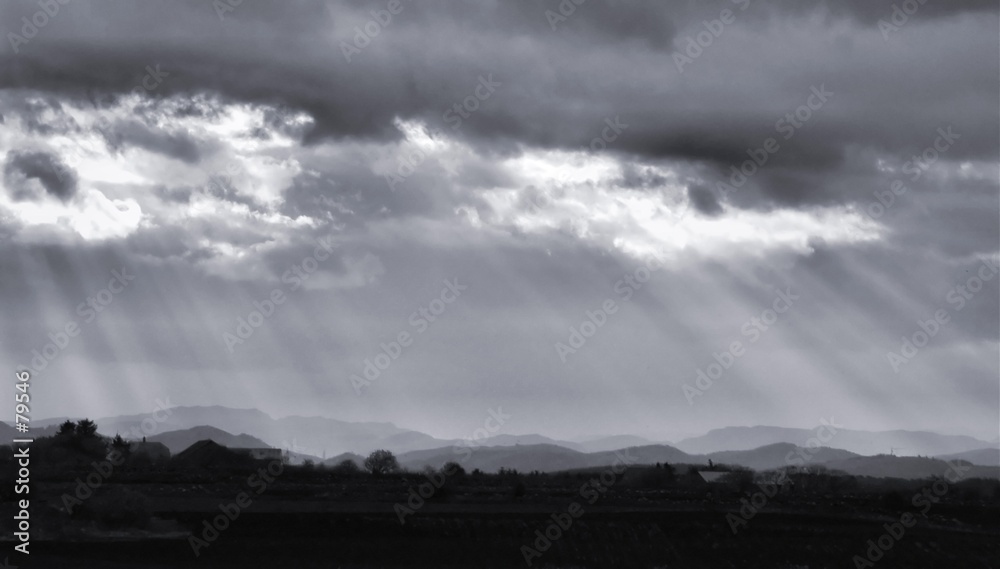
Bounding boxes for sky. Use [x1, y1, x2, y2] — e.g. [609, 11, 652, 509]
[0, 0, 997, 443]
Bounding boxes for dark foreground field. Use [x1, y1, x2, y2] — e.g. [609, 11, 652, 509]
[8, 481, 1000, 569]
[22, 508, 1000, 569]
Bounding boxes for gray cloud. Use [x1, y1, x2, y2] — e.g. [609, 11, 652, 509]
[688, 184, 723, 216]
[3, 149, 77, 201]
[0, 0, 996, 441]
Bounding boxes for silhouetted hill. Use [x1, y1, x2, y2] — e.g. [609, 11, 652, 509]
[706, 443, 859, 471]
[476, 434, 584, 451]
[935, 448, 1000, 467]
[285, 450, 325, 466]
[399, 444, 591, 473]
[676, 426, 991, 457]
[575, 435, 654, 453]
[395, 440, 1000, 479]
[129, 440, 171, 461]
[149, 425, 271, 454]
[819, 455, 1000, 480]
[587, 445, 699, 467]
[1, 421, 60, 439]
[323, 452, 365, 468]
[38, 408, 995, 472]
[397, 443, 700, 473]
[172, 439, 258, 469]
[92, 406, 454, 457]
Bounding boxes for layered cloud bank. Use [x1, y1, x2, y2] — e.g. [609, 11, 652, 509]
[0, 0, 996, 441]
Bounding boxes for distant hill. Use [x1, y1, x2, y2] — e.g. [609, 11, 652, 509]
[91, 405, 455, 457]
[172, 439, 258, 469]
[149, 425, 271, 454]
[129, 440, 171, 461]
[323, 452, 365, 468]
[706, 443, 859, 471]
[31, 417, 77, 428]
[86, 405, 604, 458]
[475, 434, 584, 452]
[934, 448, 1000, 467]
[587, 445, 699, 467]
[575, 435, 653, 453]
[398, 443, 701, 473]
[0, 421, 61, 439]
[676, 426, 992, 457]
[396, 440, 1000, 479]
[32, 407, 993, 470]
[819, 455, 1000, 480]
[399, 444, 592, 473]
[285, 450, 325, 466]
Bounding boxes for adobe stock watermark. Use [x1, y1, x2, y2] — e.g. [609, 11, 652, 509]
[878, 0, 931, 41]
[521, 449, 637, 566]
[443, 74, 501, 130]
[128, 64, 169, 99]
[555, 256, 663, 363]
[189, 459, 285, 557]
[850, 460, 970, 568]
[673, 0, 751, 73]
[222, 235, 336, 353]
[544, 0, 589, 31]
[17, 268, 136, 375]
[205, 161, 246, 196]
[7, 0, 72, 55]
[887, 256, 998, 373]
[395, 407, 512, 524]
[340, 0, 410, 63]
[728, 417, 842, 533]
[581, 116, 628, 153]
[212, 0, 244, 21]
[865, 127, 959, 220]
[117, 397, 175, 441]
[714, 85, 833, 201]
[351, 278, 468, 394]
[683, 287, 800, 405]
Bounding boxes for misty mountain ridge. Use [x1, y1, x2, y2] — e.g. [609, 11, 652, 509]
[24, 406, 996, 468]
[674, 425, 993, 457]
[148, 425, 271, 454]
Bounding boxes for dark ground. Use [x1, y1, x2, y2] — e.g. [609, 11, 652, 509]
[4, 477, 999, 569]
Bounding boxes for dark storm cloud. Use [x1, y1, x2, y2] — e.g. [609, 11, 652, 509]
[688, 184, 723, 216]
[752, 0, 997, 25]
[109, 119, 205, 164]
[617, 163, 669, 190]
[0, 0, 993, 205]
[0, 94, 78, 135]
[153, 184, 193, 204]
[3, 149, 77, 201]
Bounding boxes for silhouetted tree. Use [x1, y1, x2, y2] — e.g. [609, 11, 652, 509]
[57, 420, 76, 436]
[442, 461, 466, 478]
[364, 449, 399, 476]
[662, 462, 676, 482]
[111, 434, 131, 457]
[76, 419, 98, 438]
[332, 459, 361, 475]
